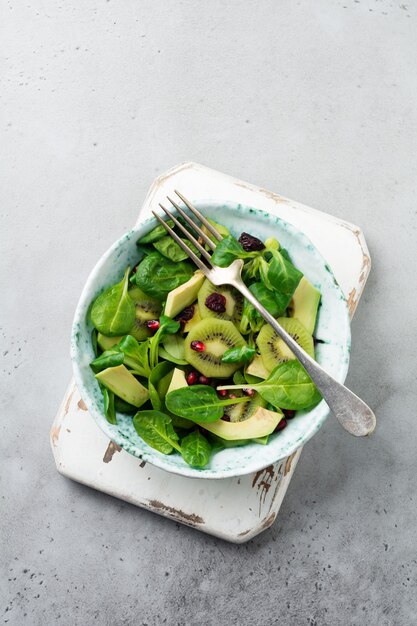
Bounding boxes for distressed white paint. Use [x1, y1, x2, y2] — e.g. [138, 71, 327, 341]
[50, 162, 370, 543]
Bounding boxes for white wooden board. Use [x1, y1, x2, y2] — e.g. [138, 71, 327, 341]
[50, 162, 371, 543]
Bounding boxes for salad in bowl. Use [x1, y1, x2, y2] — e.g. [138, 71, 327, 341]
[71, 202, 350, 478]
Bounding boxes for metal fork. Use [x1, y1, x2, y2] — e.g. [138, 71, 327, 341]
[152, 191, 376, 437]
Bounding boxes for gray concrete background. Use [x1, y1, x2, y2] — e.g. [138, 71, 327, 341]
[1, 1, 416, 624]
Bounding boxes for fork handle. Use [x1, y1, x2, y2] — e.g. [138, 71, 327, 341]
[234, 282, 376, 437]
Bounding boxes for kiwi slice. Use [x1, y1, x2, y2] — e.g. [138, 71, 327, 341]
[128, 285, 162, 341]
[224, 392, 266, 422]
[257, 317, 315, 373]
[185, 318, 247, 378]
[197, 279, 243, 324]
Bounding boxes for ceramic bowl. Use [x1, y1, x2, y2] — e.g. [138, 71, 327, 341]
[71, 202, 351, 479]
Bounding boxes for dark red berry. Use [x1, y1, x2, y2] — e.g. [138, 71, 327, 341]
[175, 306, 195, 327]
[283, 409, 296, 419]
[238, 232, 265, 252]
[147, 319, 160, 331]
[243, 388, 255, 397]
[218, 389, 228, 397]
[275, 418, 288, 432]
[186, 371, 199, 385]
[205, 293, 227, 313]
[199, 375, 210, 385]
[221, 414, 231, 422]
[190, 340, 205, 352]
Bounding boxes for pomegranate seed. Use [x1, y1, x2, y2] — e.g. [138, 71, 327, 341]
[283, 409, 296, 419]
[199, 375, 210, 385]
[218, 389, 228, 397]
[205, 293, 227, 313]
[190, 340, 205, 352]
[186, 371, 199, 385]
[147, 319, 160, 331]
[221, 414, 231, 422]
[243, 388, 255, 397]
[275, 418, 288, 432]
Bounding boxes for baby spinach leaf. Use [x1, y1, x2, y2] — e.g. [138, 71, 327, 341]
[133, 410, 181, 454]
[180, 430, 212, 467]
[153, 236, 199, 262]
[162, 334, 186, 361]
[149, 315, 181, 369]
[221, 345, 256, 364]
[135, 251, 194, 299]
[138, 220, 175, 244]
[233, 370, 247, 385]
[171, 415, 195, 430]
[90, 348, 124, 373]
[90, 267, 136, 336]
[217, 361, 321, 410]
[91, 329, 99, 357]
[211, 235, 258, 267]
[165, 385, 250, 423]
[114, 396, 137, 415]
[158, 347, 188, 366]
[98, 383, 116, 424]
[148, 361, 174, 411]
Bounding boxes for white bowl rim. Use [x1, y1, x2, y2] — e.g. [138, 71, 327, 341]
[71, 201, 351, 479]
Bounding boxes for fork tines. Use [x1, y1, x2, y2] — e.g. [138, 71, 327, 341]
[151, 191, 223, 271]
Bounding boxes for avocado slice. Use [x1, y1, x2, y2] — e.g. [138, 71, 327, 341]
[167, 367, 188, 395]
[288, 277, 321, 335]
[198, 406, 283, 440]
[208, 433, 269, 448]
[97, 333, 122, 351]
[96, 365, 149, 408]
[164, 271, 205, 318]
[246, 354, 269, 380]
[202, 218, 230, 243]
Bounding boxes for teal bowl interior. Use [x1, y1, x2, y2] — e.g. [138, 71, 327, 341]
[71, 202, 351, 479]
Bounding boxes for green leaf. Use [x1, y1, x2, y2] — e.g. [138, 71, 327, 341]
[217, 361, 321, 410]
[267, 250, 303, 298]
[180, 430, 212, 467]
[91, 329, 99, 357]
[114, 396, 137, 414]
[90, 348, 124, 373]
[90, 267, 136, 336]
[135, 251, 194, 299]
[149, 315, 181, 369]
[99, 383, 116, 424]
[166, 385, 250, 423]
[138, 220, 175, 244]
[211, 235, 257, 267]
[221, 345, 256, 364]
[148, 361, 174, 411]
[153, 236, 200, 262]
[118, 335, 150, 376]
[249, 282, 285, 317]
[133, 410, 181, 454]
[158, 347, 188, 366]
